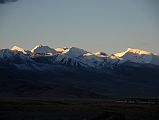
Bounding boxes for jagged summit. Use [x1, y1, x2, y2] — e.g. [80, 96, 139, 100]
[31, 44, 43, 52]
[31, 45, 57, 55]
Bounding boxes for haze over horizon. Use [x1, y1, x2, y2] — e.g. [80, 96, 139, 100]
[0, 0, 159, 54]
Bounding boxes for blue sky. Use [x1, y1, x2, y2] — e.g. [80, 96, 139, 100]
[0, 0, 159, 54]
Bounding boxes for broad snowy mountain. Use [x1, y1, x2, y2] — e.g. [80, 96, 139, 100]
[114, 48, 159, 66]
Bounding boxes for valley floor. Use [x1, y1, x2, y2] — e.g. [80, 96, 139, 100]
[0, 98, 159, 120]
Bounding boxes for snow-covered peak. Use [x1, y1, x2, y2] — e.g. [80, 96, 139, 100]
[31, 45, 57, 55]
[114, 48, 153, 58]
[55, 47, 69, 53]
[127, 48, 152, 54]
[80, 53, 106, 68]
[83, 53, 94, 56]
[107, 55, 126, 64]
[0, 49, 15, 58]
[0, 49, 32, 62]
[62, 47, 88, 58]
[55, 47, 90, 67]
[94, 51, 107, 57]
[114, 48, 159, 66]
[11, 46, 27, 54]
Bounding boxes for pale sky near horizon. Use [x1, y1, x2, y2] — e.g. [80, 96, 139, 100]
[0, 0, 159, 54]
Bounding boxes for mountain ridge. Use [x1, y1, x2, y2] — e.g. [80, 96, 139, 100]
[0, 45, 158, 69]
[0, 45, 159, 98]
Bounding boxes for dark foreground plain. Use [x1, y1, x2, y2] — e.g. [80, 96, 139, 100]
[0, 99, 159, 120]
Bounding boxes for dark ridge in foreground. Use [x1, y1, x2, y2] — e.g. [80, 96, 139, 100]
[0, 61, 159, 98]
[0, 99, 159, 120]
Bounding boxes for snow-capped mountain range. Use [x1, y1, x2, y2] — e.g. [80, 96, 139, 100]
[0, 45, 159, 98]
[0, 45, 159, 70]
